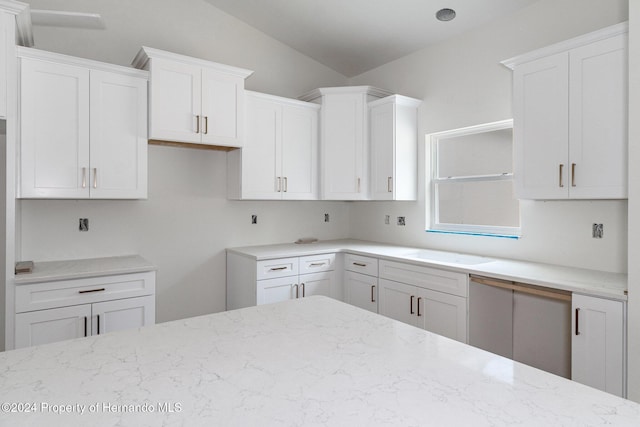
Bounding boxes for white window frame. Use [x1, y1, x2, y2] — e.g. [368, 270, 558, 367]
[428, 119, 521, 238]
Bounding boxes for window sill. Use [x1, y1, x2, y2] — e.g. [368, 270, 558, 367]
[426, 229, 521, 239]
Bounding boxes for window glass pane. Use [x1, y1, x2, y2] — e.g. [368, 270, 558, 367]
[436, 180, 519, 227]
[437, 128, 513, 178]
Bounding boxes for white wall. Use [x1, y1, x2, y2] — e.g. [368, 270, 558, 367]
[626, 0, 639, 403]
[19, 0, 350, 322]
[348, 0, 629, 273]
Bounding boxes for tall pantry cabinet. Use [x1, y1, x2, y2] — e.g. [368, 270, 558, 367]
[503, 23, 628, 200]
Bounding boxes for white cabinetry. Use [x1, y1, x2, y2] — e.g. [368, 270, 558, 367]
[227, 252, 336, 309]
[343, 254, 379, 313]
[14, 271, 156, 349]
[18, 48, 148, 199]
[300, 86, 392, 200]
[378, 260, 467, 343]
[572, 293, 626, 397]
[227, 91, 319, 200]
[0, 9, 10, 118]
[504, 23, 628, 199]
[132, 47, 253, 149]
[369, 95, 421, 200]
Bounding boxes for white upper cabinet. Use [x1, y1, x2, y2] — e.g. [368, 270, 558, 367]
[504, 23, 628, 200]
[132, 47, 253, 149]
[369, 95, 421, 201]
[0, 10, 9, 119]
[18, 48, 148, 199]
[300, 86, 392, 200]
[228, 91, 319, 200]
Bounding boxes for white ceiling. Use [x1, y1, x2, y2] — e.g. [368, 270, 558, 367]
[204, 0, 540, 77]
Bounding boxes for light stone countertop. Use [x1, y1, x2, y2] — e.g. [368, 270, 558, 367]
[0, 296, 638, 426]
[227, 239, 628, 300]
[14, 255, 157, 285]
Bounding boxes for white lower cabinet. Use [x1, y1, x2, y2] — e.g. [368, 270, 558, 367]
[344, 271, 378, 313]
[227, 252, 337, 309]
[377, 260, 467, 343]
[14, 271, 156, 349]
[572, 293, 626, 397]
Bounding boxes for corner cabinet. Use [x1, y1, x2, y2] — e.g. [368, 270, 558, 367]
[227, 252, 337, 310]
[369, 95, 421, 201]
[14, 271, 156, 349]
[572, 293, 626, 397]
[132, 47, 253, 149]
[300, 86, 392, 200]
[227, 91, 319, 200]
[503, 22, 628, 200]
[18, 48, 148, 199]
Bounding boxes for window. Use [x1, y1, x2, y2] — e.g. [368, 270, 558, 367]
[428, 120, 520, 238]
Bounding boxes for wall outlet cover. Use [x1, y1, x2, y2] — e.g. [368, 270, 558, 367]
[592, 223, 603, 238]
[79, 218, 89, 232]
[324, 213, 330, 222]
[251, 215, 258, 224]
[397, 216, 406, 226]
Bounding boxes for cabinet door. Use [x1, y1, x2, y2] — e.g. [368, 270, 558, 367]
[242, 94, 281, 199]
[92, 295, 155, 335]
[257, 276, 298, 305]
[148, 58, 201, 144]
[281, 103, 318, 200]
[15, 305, 91, 349]
[513, 52, 569, 199]
[344, 271, 378, 313]
[416, 288, 467, 343]
[370, 100, 394, 200]
[321, 93, 366, 200]
[568, 34, 627, 199]
[0, 12, 9, 118]
[90, 70, 148, 199]
[20, 58, 90, 198]
[201, 68, 244, 147]
[572, 294, 625, 397]
[378, 278, 417, 326]
[299, 271, 332, 298]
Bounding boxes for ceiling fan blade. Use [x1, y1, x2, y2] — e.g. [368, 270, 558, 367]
[30, 10, 105, 29]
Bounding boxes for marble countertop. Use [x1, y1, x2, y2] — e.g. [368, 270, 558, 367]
[227, 239, 628, 300]
[14, 255, 157, 285]
[1, 296, 638, 426]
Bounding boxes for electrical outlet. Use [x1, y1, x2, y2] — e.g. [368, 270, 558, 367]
[324, 213, 330, 222]
[592, 223, 603, 238]
[397, 216, 406, 226]
[251, 215, 257, 224]
[79, 218, 89, 232]
[384, 215, 390, 225]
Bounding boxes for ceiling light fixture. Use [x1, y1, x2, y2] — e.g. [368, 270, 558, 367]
[436, 8, 456, 22]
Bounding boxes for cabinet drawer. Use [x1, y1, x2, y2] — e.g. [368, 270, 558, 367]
[15, 271, 156, 313]
[299, 253, 335, 274]
[256, 257, 298, 280]
[344, 253, 378, 276]
[378, 260, 467, 297]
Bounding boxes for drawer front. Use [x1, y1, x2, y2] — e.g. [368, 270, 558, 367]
[378, 260, 468, 297]
[344, 253, 378, 276]
[256, 257, 299, 280]
[15, 271, 156, 313]
[299, 253, 335, 274]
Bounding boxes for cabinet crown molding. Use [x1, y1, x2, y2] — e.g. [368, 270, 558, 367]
[368, 94, 421, 108]
[0, 0, 34, 47]
[298, 85, 393, 102]
[132, 46, 253, 79]
[501, 21, 628, 69]
[245, 90, 320, 110]
[17, 47, 148, 79]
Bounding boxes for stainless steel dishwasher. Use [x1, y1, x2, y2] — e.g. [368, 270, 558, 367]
[468, 275, 572, 379]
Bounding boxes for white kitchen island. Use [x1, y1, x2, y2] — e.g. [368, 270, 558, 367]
[1, 296, 638, 426]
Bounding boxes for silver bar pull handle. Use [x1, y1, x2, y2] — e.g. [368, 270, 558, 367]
[284, 177, 288, 192]
[300, 283, 305, 297]
[559, 164, 564, 188]
[195, 115, 200, 133]
[388, 176, 392, 193]
[93, 168, 97, 189]
[82, 167, 87, 189]
[353, 262, 366, 267]
[410, 295, 415, 315]
[204, 116, 208, 134]
[357, 177, 361, 193]
[269, 266, 288, 271]
[277, 177, 282, 192]
[571, 163, 576, 187]
[294, 284, 299, 299]
[309, 262, 325, 267]
[79, 288, 106, 294]
[417, 297, 422, 317]
[370, 285, 376, 303]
